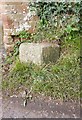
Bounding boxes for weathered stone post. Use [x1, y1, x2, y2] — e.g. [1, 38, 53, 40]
[19, 43, 60, 65]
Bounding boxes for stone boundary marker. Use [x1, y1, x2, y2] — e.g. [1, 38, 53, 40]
[19, 42, 60, 65]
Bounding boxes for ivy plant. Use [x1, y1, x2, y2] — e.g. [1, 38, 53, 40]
[29, 2, 80, 40]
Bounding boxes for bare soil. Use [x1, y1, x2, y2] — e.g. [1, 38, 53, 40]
[0, 45, 81, 119]
[2, 95, 80, 118]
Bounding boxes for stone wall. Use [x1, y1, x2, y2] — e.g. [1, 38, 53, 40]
[0, 21, 3, 46]
[0, 2, 39, 51]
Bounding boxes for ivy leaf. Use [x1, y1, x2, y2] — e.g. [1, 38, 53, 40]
[72, 28, 79, 31]
[65, 25, 72, 33]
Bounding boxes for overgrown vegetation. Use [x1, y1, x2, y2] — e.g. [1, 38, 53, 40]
[12, 2, 80, 56]
[2, 2, 80, 101]
[2, 34, 80, 100]
[29, 2, 80, 42]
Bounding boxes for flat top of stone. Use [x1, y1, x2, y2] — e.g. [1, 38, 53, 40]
[20, 42, 59, 48]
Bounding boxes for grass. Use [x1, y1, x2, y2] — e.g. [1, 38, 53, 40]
[2, 34, 80, 101]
